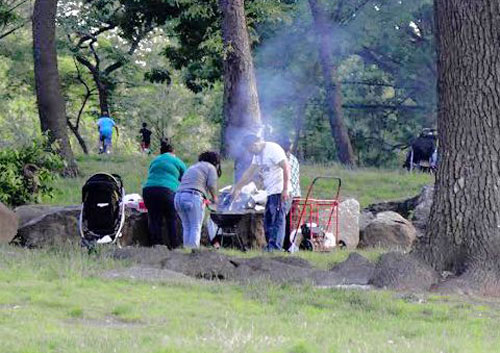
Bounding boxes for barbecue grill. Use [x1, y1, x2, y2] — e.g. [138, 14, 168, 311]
[210, 212, 247, 251]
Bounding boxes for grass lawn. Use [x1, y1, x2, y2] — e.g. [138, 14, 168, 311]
[44, 154, 433, 207]
[8, 156, 498, 352]
[1, 245, 500, 353]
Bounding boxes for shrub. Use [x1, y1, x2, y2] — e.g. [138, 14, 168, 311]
[0, 138, 64, 206]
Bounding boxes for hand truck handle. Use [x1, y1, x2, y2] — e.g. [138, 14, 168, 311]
[305, 176, 342, 201]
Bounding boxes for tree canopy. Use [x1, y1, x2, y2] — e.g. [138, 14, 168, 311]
[0, 0, 438, 167]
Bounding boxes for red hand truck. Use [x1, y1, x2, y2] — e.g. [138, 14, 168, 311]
[289, 176, 341, 252]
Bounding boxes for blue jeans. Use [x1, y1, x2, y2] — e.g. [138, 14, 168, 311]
[264, 194, 286, 251]
[99, 133, 112, 153]
[174, 191, 205, 248]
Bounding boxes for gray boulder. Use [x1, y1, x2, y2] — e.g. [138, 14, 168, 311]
[11, 205, 150, 248]
[12, 206, 80, 248]
[0, 202, 18, 244]
[120, 211, 150, 246]
[14, 205, 70, 227]
[359, 211, 375, 233]
[359, 211, 417, 249]
[338, 198, 360, 249]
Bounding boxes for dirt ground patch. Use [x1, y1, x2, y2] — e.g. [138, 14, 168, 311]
[108, 247, 379, 288]
[100, 265, 195, 283]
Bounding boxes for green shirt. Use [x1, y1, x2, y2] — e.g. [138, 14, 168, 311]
[143, 153, 187, 191]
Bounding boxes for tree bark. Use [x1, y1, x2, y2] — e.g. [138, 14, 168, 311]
[95, 76, 110, 115]
[218, 0, 262, 167]
[414, 0, 500, 293]
[308, 0, 355, 165]
[33, 0, 78, 176]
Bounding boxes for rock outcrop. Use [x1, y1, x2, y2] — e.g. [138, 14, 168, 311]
[362, 185, 434, 234]
[359, 211, 417, 249]
[364, 194, 420, 219]
[12, 206, 80, 248]
[11, 205, 150, 248]
[0, 202, 18, 244]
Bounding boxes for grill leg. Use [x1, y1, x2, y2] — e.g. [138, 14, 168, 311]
[217, 227, 224, 249]
[235, 233, 247, 252]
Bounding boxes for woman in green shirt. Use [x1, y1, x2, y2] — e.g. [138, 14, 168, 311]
[143, 141, 187, 248]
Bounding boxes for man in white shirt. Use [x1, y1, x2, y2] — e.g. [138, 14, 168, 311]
[232, 134, 290, 251]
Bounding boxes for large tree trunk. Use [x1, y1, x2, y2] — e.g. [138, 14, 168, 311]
[308, 0, 355, 165]
[33, 0, 78, 176]
[218, 0, 261, 180]
[414, 0, 500, 293]
[95, 76, 110, 115]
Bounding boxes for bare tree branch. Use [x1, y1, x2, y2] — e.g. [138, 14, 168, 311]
[75, 24, 116, 48]
[89, 41, 100, 69]
[72, 58, 94, 129]
[6, 0, 30, 14]
[0, 21, 24, 40]
[75, 54, 97, 75]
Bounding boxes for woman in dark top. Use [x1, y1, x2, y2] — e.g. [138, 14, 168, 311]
[143, 141, 187, 248]
[175, 151, 222, 248]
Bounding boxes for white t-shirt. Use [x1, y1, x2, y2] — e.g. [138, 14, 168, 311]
[252, 142, 287, 195]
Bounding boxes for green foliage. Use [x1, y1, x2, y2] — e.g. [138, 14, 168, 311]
[0, 0, 438, 169]
[0, 1, 18, 28]
[0, 0, 27, 40]
[0, 137, 64, 207]
[144, 68, 172, 84]
[0, 30, 40, 148]
[164, 0, 296, 92]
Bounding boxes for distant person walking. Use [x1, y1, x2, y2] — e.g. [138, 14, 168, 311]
[97, 111, 119, 154]
[232, 134, 290, 251]
[142, 140, 187, 248]
[175, 151, 222, 248]
[139, 122, 152, 154]
[278, 136, 301, 251]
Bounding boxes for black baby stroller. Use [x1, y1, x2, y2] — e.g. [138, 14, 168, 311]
[79, 173, 126, 248]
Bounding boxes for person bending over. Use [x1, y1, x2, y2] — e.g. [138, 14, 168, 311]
[231, 134, 290, 251]
[142, 141, 186, 248]
[175, 151, 222, 248]
[97, 112, 119, 154]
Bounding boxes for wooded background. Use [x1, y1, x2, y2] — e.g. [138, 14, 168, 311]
[0, 0, 435, 167]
